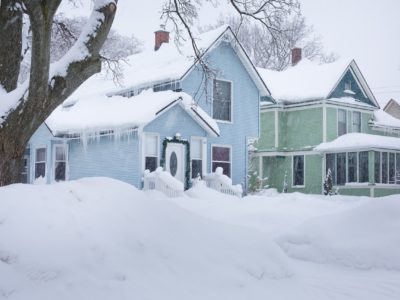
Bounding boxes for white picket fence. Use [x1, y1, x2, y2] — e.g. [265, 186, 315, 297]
[143, 167, 184, 197]
[203, 167, 243, 198]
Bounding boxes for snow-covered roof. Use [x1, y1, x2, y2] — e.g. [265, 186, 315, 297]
[314, 133, 400, 152]
[46, 90, 220, 137]
[112, 25, 270, 97]
[257, 59, 378, 107]
[371, 109, 400, 129]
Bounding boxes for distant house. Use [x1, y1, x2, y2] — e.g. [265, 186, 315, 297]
[25, 26, 270, 190]
[256, 49, 400, 197]
[383, 98, 400, 120]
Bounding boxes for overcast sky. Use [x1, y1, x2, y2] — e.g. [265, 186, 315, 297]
[61, 0, 400, 107]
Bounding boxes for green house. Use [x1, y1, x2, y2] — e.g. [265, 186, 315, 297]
[255, 50, 400, 197]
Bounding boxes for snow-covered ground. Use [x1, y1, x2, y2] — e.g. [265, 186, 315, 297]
[0, 178, 399, 300]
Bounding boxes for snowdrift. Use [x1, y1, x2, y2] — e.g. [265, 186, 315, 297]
[0, 178, 291, 300]
[277, 195, 400, 270]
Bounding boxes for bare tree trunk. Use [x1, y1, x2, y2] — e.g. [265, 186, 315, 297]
[0, 0, 23, 92]
[0, 1, 117, 186]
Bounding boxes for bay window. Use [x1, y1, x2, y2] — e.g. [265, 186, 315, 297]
[54, 145, 67, 182]
[35, 147, 46, 179]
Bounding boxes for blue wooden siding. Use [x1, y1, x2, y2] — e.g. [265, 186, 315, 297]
[181, 41, 260, 186]
[67, 132, 141, 187]
[329, 68, 374, 106]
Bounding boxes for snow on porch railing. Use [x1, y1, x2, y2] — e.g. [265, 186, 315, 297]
[203, 167, 243, 198]
[143, 167, 184, 197]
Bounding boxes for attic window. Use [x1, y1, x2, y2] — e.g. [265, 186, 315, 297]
[344, 81, 356, 95]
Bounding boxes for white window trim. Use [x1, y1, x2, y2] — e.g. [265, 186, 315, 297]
[34, 145, 47, 180]
[52, 144, 69, 182]
[212, 78, 233, 124]
[292, 154, 305, 188]
[142, 133, 160, 172]
[190, 136, 207, 178]
[211, 144, 232, 178]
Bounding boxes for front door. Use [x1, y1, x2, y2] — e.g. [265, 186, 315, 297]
[165, 143, 185, 183]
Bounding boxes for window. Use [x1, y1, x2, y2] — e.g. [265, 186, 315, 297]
[212, 146, 231, 177]
[374, 151, 381, 183]
[213, 79, 232, 122]
[293, 155, 304, 186]
[327, 152, 370, 185]
[389, 153, 395, 184]
[21, 149, 30, 184]
[336, 153, 347, 185]
[35, 147, 46, 179]
[359, 151, 369, 183]
[352, 111, 361, 132]
[54, 145, 67, 182]
[382, 152, 388, 183]
[344, 81, 352, 91]
[374, 151, 399, 184]
[338, 109, 347, 136]
[144, 135, 158, 172]
[326, 153, 336, 185]
[397, 153, 400, 184]
[348, 152, 358, 183]
[191, 138, 203, 178]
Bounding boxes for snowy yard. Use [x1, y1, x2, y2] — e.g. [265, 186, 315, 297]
[0, 178, 400, 300]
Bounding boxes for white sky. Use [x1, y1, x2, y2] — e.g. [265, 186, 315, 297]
[60, 0, 400, 107]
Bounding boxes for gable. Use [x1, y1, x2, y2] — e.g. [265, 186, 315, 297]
[144, 104, 207, 138]
[328, 67, 376, 106]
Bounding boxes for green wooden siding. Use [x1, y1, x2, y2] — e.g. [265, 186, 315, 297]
[258, 111, 275, 150]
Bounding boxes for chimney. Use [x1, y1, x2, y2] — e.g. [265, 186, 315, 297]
[154, 26, 169, 51]
[291, 48, 302, 66]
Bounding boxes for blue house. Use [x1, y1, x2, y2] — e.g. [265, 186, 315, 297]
[25, 26, 270, 190]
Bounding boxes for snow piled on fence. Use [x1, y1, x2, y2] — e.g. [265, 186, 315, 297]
[277, 196, 400, 270]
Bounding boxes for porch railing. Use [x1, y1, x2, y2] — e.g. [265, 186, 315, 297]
[143, 167, 184, 197]
[203, 167, 243, 197]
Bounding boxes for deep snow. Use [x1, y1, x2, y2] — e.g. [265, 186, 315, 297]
[0, 178, 400, 300]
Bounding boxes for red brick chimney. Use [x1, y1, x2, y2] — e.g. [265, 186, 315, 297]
[291, 48, 302, 66]
[154, 27, 169, 51]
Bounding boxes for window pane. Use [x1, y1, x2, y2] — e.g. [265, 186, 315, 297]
[396, 153, 400, 184]
[145, 157, 157, 172]
[374, 152, 381, 183]
[293, 155, 304, 186]
[55, 146, 66, 161]
[213, 80, 231, 121]
[212, 162, 230, 177]
[191, 159, 202, 178]
[35, 162, 46, 179]
[326, 153, 336, 185]
[359, 151, 369, 183]
[389, 153, 395, 184]
[352, 111, 361, 132]
[36, 148, 46, 162]
[338, 109, 347, 136]
[212, 146, 230, 162]
[145, 135, 158, 156]
[348, 152, 358, 183]
[191, 139, 202, 159]
[382, 152, 388, 183]
[55, 162, 66, 181]
[336, 153, 346, 185]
